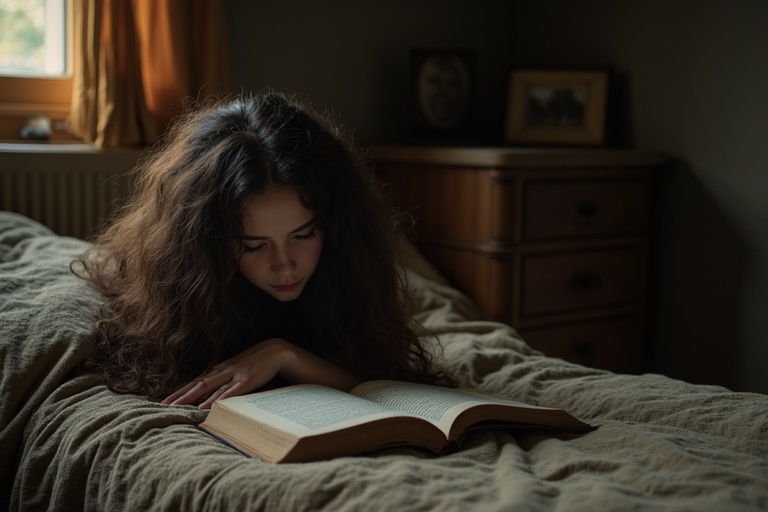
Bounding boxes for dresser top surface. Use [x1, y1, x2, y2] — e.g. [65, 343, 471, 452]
[367, 145, 667, 169]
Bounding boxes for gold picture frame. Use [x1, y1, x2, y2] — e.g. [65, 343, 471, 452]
[504, 69, 609, 146]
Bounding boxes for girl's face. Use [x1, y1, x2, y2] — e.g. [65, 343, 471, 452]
[236, 186, 324, 301]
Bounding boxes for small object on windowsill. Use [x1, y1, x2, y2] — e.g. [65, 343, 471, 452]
[20, 116, 53, 141]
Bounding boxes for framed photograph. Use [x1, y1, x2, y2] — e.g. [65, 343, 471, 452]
[410, 49, 475, 141]
[504, 69, 610, 146]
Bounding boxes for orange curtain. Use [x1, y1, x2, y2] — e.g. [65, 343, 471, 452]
[69, 0, 230, 148]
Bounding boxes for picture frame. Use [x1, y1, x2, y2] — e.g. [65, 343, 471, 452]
[410, 49, 475, 142]
[504, 69, 610, 146]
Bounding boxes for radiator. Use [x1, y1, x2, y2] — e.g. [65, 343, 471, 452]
[0, 146, 142, 240]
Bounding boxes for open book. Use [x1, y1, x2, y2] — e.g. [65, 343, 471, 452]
[198, 380, 594, 463]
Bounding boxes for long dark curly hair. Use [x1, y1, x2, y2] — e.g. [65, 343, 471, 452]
[74, 92, 451, 399]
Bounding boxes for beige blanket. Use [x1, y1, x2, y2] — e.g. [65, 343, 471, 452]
[2, 210, 767, 511]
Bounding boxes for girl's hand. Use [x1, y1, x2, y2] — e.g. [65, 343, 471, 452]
[163, 338, 287, 409]
[163, 338, 360, 409]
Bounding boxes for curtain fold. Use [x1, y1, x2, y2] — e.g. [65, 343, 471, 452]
[69, 0, 230, 148]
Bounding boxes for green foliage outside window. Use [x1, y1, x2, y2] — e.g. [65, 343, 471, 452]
[0, 0, 65, 76]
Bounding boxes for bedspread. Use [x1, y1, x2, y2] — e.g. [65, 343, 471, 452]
[1, 210, 767, 511]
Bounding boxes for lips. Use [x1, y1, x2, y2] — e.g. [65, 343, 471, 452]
[272, 282, 300, 293]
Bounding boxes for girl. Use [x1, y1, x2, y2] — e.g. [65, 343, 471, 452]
[76, 92, 452, 409]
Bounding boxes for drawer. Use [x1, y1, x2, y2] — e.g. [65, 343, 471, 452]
[521, 315, 644, 373]
[521, 247, 643, 317]
[523, 177, 648, 241]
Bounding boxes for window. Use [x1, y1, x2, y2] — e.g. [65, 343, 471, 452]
[0, 0, 67, 76]
[0, 0, 73, 141]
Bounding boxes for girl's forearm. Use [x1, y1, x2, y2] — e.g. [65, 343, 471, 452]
[278, 341, 362, 392]
[164, 338, 363, 409]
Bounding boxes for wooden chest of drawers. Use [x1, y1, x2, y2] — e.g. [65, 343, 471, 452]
[371, 145, 665, 374]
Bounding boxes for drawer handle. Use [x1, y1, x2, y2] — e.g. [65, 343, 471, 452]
[570, 272, 602, 292]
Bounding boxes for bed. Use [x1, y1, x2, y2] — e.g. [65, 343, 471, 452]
[2, 209, 767, 511]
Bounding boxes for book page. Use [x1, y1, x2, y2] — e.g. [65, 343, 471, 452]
[352, 381, 496, 435]
[219, 384, 414, 436]
[352, 381, 567, 436]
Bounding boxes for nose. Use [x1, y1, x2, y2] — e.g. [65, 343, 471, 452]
[270, 246, 295, 275]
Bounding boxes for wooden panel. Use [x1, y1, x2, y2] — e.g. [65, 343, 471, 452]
[377, 164, 493, 243]
[431, 167, 484, 241]
[521, 247, 642, 318]
[485, 255, 516, 320]
[421, 246, 514, 319]
[523, 176, 648, 241]
[376, 162, 429, 223]
[521, 315, 644, 374]
[489, 176, 517, 242]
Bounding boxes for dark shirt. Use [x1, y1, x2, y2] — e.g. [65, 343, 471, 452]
[221, 275, 316, 360]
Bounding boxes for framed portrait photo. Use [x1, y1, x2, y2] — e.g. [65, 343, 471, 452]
[504, 69, 610, 146]
[410, 49, 475, 141]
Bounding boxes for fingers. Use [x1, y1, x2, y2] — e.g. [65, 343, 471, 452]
[163, 371, 230, 407]
[163, 368, 260, 408]
[162, 340, 290, 408]
[198, 381, 247, 410]
[162, 380, 196, 405]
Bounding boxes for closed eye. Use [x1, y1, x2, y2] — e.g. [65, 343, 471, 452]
[242, 243, 266, 253]
[294, 228, 318, 241]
